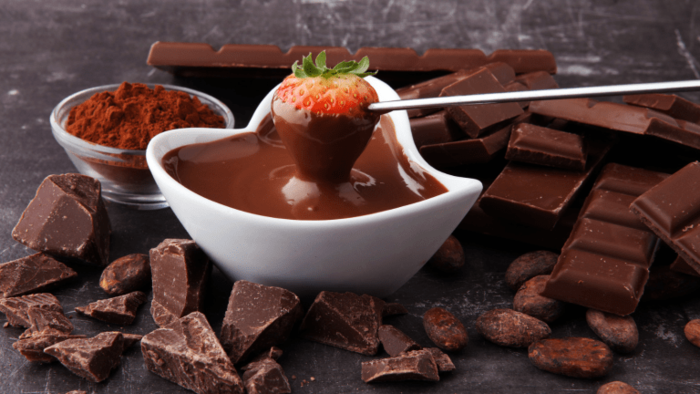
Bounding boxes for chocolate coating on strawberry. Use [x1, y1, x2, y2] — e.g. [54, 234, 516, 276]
[271, 52, 380, 183]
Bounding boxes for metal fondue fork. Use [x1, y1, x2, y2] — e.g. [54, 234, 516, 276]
[367, 80, 700, 113]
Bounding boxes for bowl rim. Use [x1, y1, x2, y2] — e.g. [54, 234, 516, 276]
[50, 82, 235, 156]
[146, 76, 483, 225]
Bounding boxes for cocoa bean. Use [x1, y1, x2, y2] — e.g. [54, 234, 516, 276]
[597, 381, 640, 394]
[423, 307, 468, 352]
[528, 337, 613, 379]
[427, 235, 464, 273]
[505, 251, 558, 291]
[99, 253, 151, 296]
[586, 309, 638, 354]
[513, 275, 565, 323]
[684, 319, 700, 348]
[476, 308, 550, 348]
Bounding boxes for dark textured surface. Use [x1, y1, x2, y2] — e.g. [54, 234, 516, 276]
[1, 1, 700, 392]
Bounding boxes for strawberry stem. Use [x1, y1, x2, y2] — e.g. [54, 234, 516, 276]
[291, 51, 377, 79]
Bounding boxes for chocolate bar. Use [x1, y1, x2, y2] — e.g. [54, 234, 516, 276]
[99, 253, 151, 296]
[12, 174, 111, 266]
[378, 325, 421, 357]
[75, 291, 147, 325]
[505, 123, 587, 170]
[149, 239, 211, 327]
[220, 280, 303, 364]
[514, 71, 559, 90]
[624, 93, 700, 124]
[147, 42, 556, 77]
[630, 161, 700, 274]
[504, 81, 530, 108]
[409, 111, 465, 149]
[670, 256, 700, 277]
[441, 68, 524, 138]
[141, 312, 245, 394]
[479, 138, 611, 230]
[529, 98, 700, 150]
[361, 349, 440, 383]
[44, 332, 127, 382]
[542, 164, 669, 315]
[299, 291, 384, 355]
[0, 253, 77, 298]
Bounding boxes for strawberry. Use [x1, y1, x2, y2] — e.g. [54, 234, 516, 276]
[271, 52, 381, 183]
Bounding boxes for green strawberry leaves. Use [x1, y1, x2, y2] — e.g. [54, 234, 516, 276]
[292, 51, 377, 79]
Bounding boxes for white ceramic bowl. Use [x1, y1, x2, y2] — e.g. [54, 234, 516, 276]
[146, 77, 482, 298]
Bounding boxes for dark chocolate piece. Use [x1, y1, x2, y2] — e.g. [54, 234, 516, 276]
[398, 70, 472, 118]
[505, 251, 559, 292]
[624, 93, 700, 124]
[141, 312, 245, 394]
[423, 347, 455, 372]
[504, 81, 530, 108]
[528, 337, 613, 379]
[0, 293, 63, 328]
[361, 349, 439, 383]
[409, 111, 465, 148]
[505, 123, 587, 170]
[220, 280, 302, 365]
[44, 332, 126, 382]
[480, 138, 611, 230]
[245, 347, 283, 364]
[542, 164, 669, 315]
[13, 332, 85, 363]
[382, 302, 408, 317]
[586, 309, 638, 354]
[378, 325, 421, 357]
[482, 62, 516, 85]
[12, 174, 111, 266]
[514, 71, 559, 90]
[630, 162, 700, 275]
[150, 299, 179, 328]
[120, 332, 143, 348]
[671, 256, 700, 277]
[529, 98, 700, 150]
[75, 291, 147, 325]
[299, 291, 383, 355]
[150, 239, 211, 326]
[100, 253, 151, 296]
[0, 253, 77, 298]
[241, 358, 291, 394]
[441, 68, 524, 138]
[147, 42, 556, 76]
[20, 306, 73, 338]
[476, 308, 551, 348]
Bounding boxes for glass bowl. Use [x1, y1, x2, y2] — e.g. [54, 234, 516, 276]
[50, 83, 234, 210]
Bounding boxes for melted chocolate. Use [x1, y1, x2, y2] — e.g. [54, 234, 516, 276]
[163, 114, 446, 220]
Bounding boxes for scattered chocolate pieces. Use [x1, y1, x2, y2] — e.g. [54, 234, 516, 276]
[505, 123, 587, 171]
[0, 253, 77, 298]
[141, 312, 245, 394]
[75, 291, 147, 325]
[220, 280, 302, 364]
[13, 332, 85, 363]
[513, 275, 565, 323]
[423, 307, 468, 352]
[528, 337, 614, 379]
[150, 239, 211, 327]
[0, 293, 63, 328]
[300, 291, 383, 355]
[624, 93, 700, 124]
[684, 319, 700, 348]
[586, 309, 638, 354]
[424, 347, 455, 372]
[100, 253, 151, 296]
[150, 299, 179, 328]
[21, 306, 73, 338]
[44, 332, 126, 382]
[505, 251, 559, 291]
[12, 174, 111, 266]
[241, 355, 292, 394]
[426, 235, 465, 273]
[476, 308, 550, 348]
[378, 325, 421, 357]
[361, 349, 439, 383]
[597, 381, 640, 394]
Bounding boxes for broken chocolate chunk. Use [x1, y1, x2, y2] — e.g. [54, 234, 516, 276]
[13, 332, 85, 363]
[150, 299, 179, 327]
[12, 174, 111, 266]
[141, 312, 245, 394]
[220, 280, 302, 365]
[44, 332, 126, 382]
[0, 293, 63, 328]
[100, 253, 151, 296]
[0, 253, 77, 298]
[20, 306, 73, 338]
[378, 325, 421, 357]
[424, 347, 455, 372]
[361, 349, 440, 383]
[119, 332, 143, 349]
[382, 302, 408, 317]
[75, 291, 147, 325]
[150, 239, 211, 326]
[300, 291, 384, 355]
[245, 346, 283, 364]
[241, 357, 292, 394]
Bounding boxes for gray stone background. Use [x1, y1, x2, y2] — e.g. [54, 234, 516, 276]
[1, 0, 700, 393]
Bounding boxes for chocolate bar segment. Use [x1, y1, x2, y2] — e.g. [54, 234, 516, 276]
[398, 70, 472, 118]
[220, 281, 302, 364]
[44, 332, 126, 382]
[361, 349, 439, 383]
[441, 68, 524, 138]
[624, 93, 700, 124]
[12, 174, 111, 266]
[505, 123, 587, 170]
[542, 164, 669, 315]
[150, 239, 211, 327]
[630, 162, 700, 275]
[409, 111, 465, 149]
[670, 256, 700, 277]
[141, 312, 245, 394]
[515, 71, 559, 90]
[299, 291, 384, 355]
[75, 291, 147, 325]
[0, 253, 77, 298]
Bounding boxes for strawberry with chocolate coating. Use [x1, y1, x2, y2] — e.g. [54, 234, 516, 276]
[271, 52, 380, 183]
